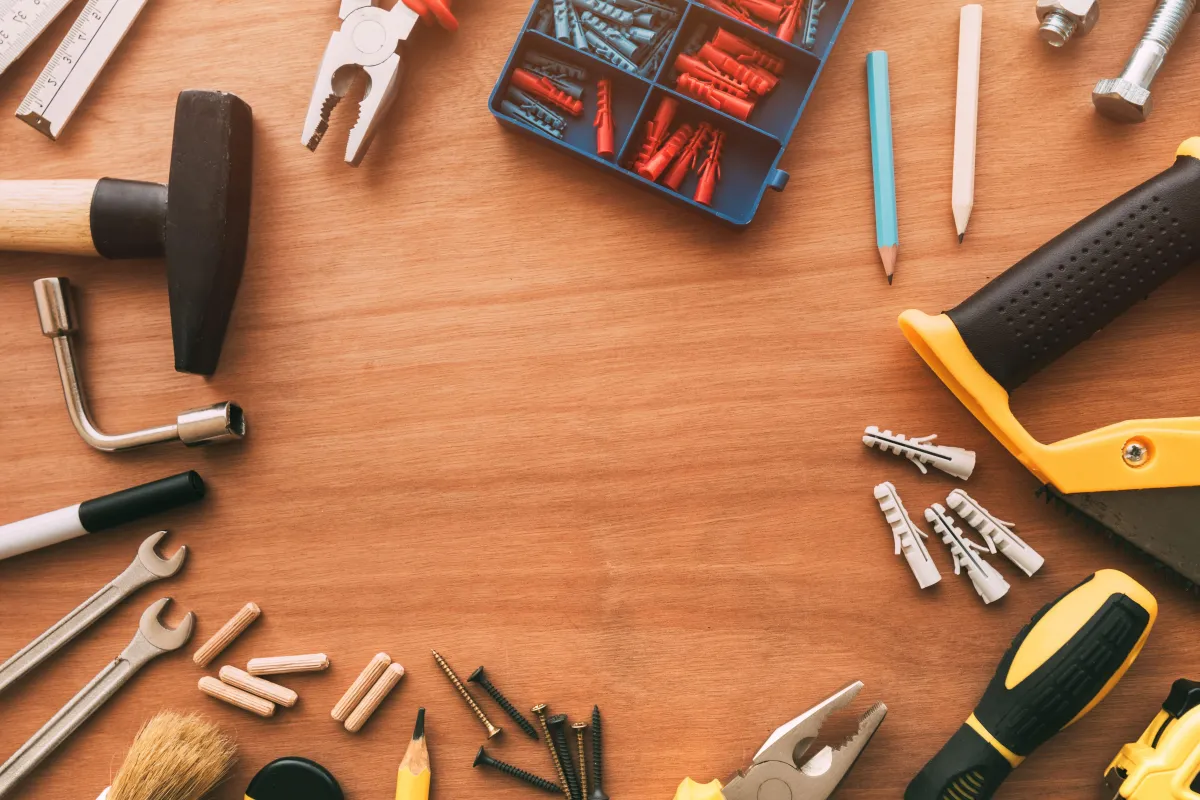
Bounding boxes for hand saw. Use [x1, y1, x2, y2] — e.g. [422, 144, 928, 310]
[900, 137, 1200, 588]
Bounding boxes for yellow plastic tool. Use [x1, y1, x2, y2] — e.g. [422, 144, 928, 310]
[906, 570, 1157, 800]
[1105, 680, 1200, 799]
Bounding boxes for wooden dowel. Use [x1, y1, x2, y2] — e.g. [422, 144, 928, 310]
[199, 676, 275, 718]
[193, 602, 261, 667]
[219, 665, 298, 708]
[0, 180, 99, 256]
[344, 663, 405, 733]
[247, 653, 330, 675]
[331, 652, 391, 722]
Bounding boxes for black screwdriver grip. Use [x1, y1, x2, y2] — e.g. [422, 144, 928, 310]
[948, 154, 1200, 392]
[904, 723, 1012, 800]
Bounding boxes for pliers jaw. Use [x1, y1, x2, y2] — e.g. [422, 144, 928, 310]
[722, 682, 887, 800]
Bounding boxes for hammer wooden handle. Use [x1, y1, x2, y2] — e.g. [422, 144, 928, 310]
[0, 180, 99, 257]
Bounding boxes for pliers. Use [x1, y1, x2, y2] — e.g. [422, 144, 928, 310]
[672, 682, 887, 800]
[302, 0, 456, 166]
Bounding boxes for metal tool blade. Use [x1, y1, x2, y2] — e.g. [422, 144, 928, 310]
[1043, 484, 1200, 586]
[15, 0, 150, 139]
[0, 0, 76, 76]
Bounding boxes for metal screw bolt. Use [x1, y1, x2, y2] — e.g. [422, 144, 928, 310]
[1036, 0, 1100, 47]
[474, 746, 564, 794]
[533, 704, 572, 800]
[431, 650, 501, 738]
[573, 722, 589, 800]
[548, 714, 583, 800]
[590, 705, 609, 800]
[1093, 0, 1196, 122]
[1123, 440, 1150, 466]
[468, 666, 540, 740]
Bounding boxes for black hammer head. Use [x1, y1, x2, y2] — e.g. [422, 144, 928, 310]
[165, 90, 253, 376]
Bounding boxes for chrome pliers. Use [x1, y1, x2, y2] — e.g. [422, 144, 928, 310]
[672, 682, 887, 800]
[302, 0, 423, 166]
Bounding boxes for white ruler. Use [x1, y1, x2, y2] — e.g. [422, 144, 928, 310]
[15, 0, 149, 139]
[0, 0, 77, 76]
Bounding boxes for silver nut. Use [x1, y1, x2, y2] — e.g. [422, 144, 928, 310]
[1036, 0, 1099, 45]
[1093, 77, 1152, 122]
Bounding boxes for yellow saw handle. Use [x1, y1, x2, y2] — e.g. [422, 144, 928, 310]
[906, 570, 1156, 800]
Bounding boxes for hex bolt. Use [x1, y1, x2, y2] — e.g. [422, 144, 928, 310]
[468, 667, 540, 740]
[533, 704, 572, 800]
[474, 746, 564, 794]
[590, 705, 609, 800]
[1036, 0, 1100, 47]
[431, 650, 501, 738]
[548, 714, 583, 800]
[573, 722, 589, 800]
[1093, 0, 1196, 122]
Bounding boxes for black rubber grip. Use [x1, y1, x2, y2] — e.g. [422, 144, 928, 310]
[972, 579, 1151, 757]
[948, 154, 1200, 391]
[77, 470, 206, 533]
[246, 757, 343, 800]
[904, 723, 1012, 800]
[89, 178, 168, 259]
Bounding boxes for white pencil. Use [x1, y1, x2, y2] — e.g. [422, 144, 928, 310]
[953, 5, 982, 243]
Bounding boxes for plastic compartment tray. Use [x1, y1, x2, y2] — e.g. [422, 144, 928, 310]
[489, 0, 855, 227]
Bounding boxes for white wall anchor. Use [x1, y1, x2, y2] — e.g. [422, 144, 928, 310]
[946, 489, 1044, 577]
[873, 482, 941, 589]
[863, 427, 976, 480]
[924, 503, 1009, 604]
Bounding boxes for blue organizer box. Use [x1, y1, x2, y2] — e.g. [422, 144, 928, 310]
[489, 0, 856, 227]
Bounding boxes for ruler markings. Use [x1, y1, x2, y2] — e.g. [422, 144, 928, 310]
[0, 0, 76, 75]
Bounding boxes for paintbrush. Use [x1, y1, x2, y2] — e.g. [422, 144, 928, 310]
[95, 712, 236, 800]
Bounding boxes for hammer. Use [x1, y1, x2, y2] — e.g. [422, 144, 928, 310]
[0, 90, 253, 376]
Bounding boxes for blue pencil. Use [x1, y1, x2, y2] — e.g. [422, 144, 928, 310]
[867, 51, 898, 284]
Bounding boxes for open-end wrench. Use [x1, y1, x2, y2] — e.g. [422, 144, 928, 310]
[0, 530, 186, 696]
[0, 597, 194, 798]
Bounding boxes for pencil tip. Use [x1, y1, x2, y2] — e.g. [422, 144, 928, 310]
[958, 233, 965, 244]
[413, 707, 426, 739]
[888, 274, 893, 285]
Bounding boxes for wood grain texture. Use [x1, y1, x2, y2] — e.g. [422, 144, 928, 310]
[2, 0, 1200, 798]
[0, 180, 98, 256]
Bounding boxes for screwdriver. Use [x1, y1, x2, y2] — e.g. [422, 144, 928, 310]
[905, 569, 1157, 800]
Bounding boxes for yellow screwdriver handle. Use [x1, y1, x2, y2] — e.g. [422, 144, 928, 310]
[906, 570, 1157, 800]
[672, 778, 724, 800]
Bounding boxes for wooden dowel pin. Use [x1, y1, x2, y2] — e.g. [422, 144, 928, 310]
[193, 602, 261, 667]
[345, 662, 406, 733]
[331, 652, 392, 722]
[199, 676, 275, 718]
[247, 653, 330, 675]
[219, 666, 298, 708]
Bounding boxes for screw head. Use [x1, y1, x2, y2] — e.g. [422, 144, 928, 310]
[532, 703, 547, 715]
[1123, 439, 1151, 467]
[467, 666, 485, 683]
[1093, 77, 1152, 122]
[473, 746, 489, 768]
[572, 721, 588, 731]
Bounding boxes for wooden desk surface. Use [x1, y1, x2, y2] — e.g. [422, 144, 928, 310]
[2, 0, 1200, 797]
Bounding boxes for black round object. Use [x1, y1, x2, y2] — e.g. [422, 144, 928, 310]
[245, 757, 343, 800]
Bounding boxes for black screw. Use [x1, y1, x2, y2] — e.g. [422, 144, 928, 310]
[548, 714, 582, 800]
[474, 746, 563, 794]
[590, 705, 608, 800]
[468, 666, 540, 740]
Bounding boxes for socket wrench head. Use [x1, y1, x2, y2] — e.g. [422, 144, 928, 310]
[1036, 0, 1099, 46]
[1093, 77, 1152, 122]
[34, 277, 75, 336]
[177, 402, 246, 446]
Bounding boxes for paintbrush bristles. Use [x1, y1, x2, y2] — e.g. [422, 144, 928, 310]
[108, 712, 236, 800]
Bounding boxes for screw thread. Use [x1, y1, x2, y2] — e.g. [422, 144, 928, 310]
[575, 728, 588, 800]
[549, 719, 583, 800]
[1038, 10, 1076, 46]
[535, 708, 572, 800]
[479, 677, 540, 739]
[486, 754, 564, 794]
[431, 651, 499, 735]
[1144, 0, 1196, 47]
[590, 705, 606, 799]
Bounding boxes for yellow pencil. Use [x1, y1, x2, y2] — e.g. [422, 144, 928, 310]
[396, 708, 430, 800]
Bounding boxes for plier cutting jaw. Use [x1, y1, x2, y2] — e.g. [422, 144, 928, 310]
[675, 682, 887, 800]
[303, 0, 420, 166]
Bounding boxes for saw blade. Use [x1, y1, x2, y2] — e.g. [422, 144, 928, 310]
[0, 0, 77, 76]
[1043, 484, 1200, 587]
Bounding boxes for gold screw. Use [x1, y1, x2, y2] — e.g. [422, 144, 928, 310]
[533, 704, 571, 800]
[573, 721, 589, 800]
[431, 650, 501, 738]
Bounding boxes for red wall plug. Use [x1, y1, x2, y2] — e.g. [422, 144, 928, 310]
[695, 0, 768, 30]
[401, 0, 459, 31]
[631, 96, 678, 171]
[594, 78, 615, 158]
[696, 43, 777, 95]
[674, 53, 752, 99]
[739, 0, 785, 23]
[663, 123, 712, 190]
[677, 74, 755, 121]
[694, 129, 726, 206]
[639, 123, 695, 181]
[710, 28, 785, 75]
[776, 0, 801, 43]
[512, 69, 585, 116]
